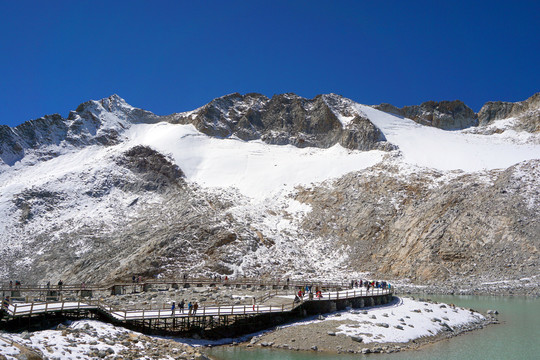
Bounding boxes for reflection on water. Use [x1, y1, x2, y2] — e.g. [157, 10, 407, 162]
[207, 295, 540, 360]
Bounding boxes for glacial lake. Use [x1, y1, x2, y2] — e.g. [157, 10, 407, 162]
[207, 295, 540, 360]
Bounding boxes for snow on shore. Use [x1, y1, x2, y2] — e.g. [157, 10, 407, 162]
[270, 296, 485, 345]
[334, 297, 484, 343]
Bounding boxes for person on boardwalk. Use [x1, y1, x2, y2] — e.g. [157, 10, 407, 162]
[58, 280, 63, 291]
[252, 296, 256, 311]
[193, 302, 198, 315]
[171, 301, 176, 316]
[297, 289, 304, 302]
[179, 299, 185, 314]
[188, 301, 193, 315]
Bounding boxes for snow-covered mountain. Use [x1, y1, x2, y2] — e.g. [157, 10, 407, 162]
[0, 93, 538, 293]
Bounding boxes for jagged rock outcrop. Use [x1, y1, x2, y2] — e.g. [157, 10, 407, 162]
[374, 100, 478, 130]
[167, 93, 393, 151]
[478, 92, 540, 132]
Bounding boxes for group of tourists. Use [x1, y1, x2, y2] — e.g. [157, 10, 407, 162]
[351, 279, 392, 291]
[170, 299, 199, 315]
[7, 280, 22, 290]
[294, 285, 324, 303]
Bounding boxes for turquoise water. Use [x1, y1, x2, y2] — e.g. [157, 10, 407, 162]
[207, 295, 540, 360]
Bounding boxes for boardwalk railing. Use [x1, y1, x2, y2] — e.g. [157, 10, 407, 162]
[0, 277, 353, 294]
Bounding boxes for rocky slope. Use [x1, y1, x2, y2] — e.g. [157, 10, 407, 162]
[374, 100, 478, 130]
[295, 160, 539, 286]
[0, 93, 538, 294]
[477, 92, 540, 132]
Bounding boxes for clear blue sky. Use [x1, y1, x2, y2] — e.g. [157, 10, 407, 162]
[1, 0, 539, 127]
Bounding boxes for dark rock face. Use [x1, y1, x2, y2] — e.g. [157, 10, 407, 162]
[374, 101, 478, 130]
[478, 93, 540, 132]
[169, 93, 392, 151]
[339, 115, 394, 151]
[117, 145, 185, 192]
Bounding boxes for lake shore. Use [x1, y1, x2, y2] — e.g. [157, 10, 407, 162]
[233, 296, 497, 355]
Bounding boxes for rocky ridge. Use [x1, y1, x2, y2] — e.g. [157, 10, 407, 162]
[0, 92, 395, 171]
[0, 95, 159, 169]
[165, 92, 394, 151]
[477, 92, 540, 132]
[374, 100, 478, 130]
[374, 92, 540, 132]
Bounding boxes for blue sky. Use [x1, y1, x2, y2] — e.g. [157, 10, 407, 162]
[1, 0, 538, 127]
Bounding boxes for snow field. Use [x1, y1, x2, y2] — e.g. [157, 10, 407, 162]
[125, 122, 386, 200]
[357, 104, 540, 172]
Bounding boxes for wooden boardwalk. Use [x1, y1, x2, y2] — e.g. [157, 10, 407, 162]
[1, 279, 393, 337]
